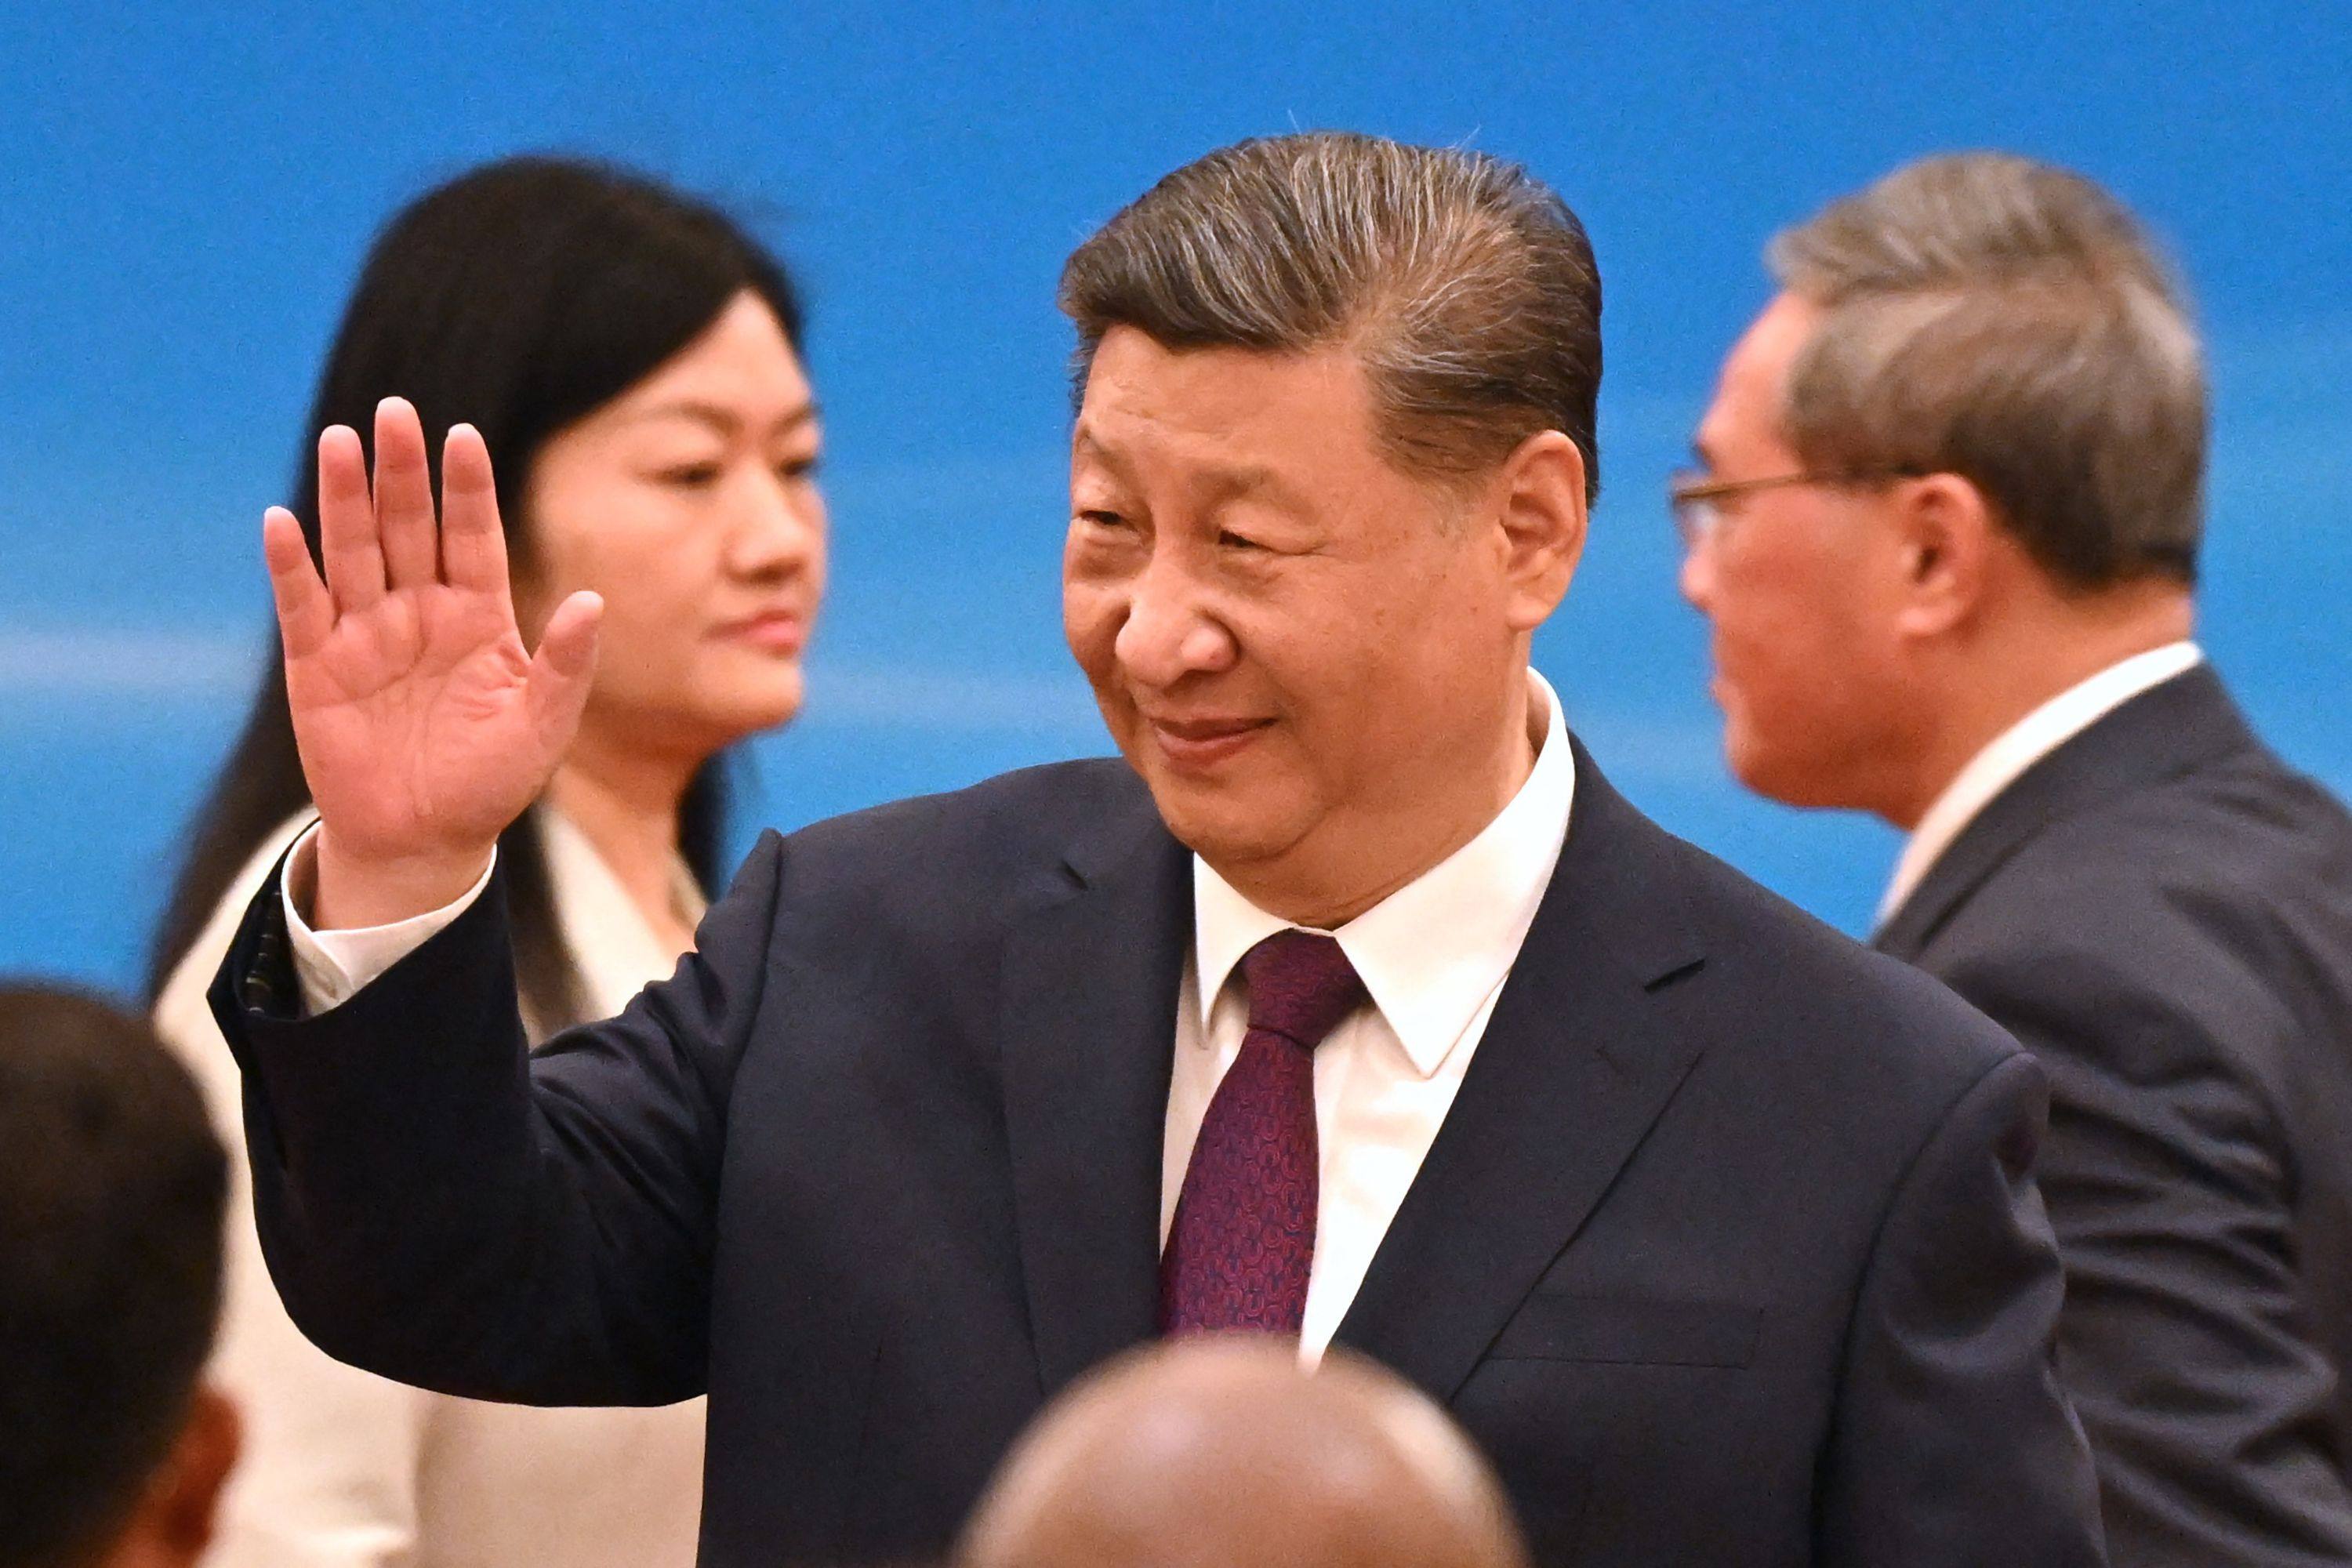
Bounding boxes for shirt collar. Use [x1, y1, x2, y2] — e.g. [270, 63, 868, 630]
[1191, 669, 1577, 1078]
[1879, 641, 2203, 924]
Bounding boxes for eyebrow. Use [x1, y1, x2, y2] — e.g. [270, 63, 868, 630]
[1071, 431, 1292, 505]
[628, 398, 819, 437]
[1070, 429, 1127, 472]
[1202, 464, 1286, 503]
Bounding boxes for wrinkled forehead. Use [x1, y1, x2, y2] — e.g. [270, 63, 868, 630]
[1076, 328, 1370, 433]
[1071, 327, 1385, 493]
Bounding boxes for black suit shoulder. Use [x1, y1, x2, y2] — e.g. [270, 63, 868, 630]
[778, 756, 1147, 883]
[1656, 822, 2032, 1117]
[1929, 742, 2352, 1109]
[724, 759, 1169, 1079]
[1968, 737, 2352, 934]
[1925, 709, 2352, 964]
[756, 757, 1153, 942]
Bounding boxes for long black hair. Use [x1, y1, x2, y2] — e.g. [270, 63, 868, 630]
[148, 155, 806, 1027]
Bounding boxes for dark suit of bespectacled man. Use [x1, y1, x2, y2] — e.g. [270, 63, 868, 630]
[209, 132, 2107, 1567]
[1684, 150, 2352, 1566]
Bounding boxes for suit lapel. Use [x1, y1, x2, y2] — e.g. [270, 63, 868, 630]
[999, 790, 1192, 1402]
[1334, 742, 1710, 1400]
[1874, 666, 2259, 961]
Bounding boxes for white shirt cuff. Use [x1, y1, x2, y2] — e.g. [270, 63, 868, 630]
[278, 822, 498, 1014]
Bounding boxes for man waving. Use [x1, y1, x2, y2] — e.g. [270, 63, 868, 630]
[215, 133, 2104, 1566]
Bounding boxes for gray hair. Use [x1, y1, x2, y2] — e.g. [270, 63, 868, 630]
[1769, 152, 2204, 586]
[1058, 132, 1602, 502]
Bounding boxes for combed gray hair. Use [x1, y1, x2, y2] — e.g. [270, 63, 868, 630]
[1769, 152, 2204, 586]
[1058, 132, 1602, 501]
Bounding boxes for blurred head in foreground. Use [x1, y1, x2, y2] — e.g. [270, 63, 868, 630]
[958, 1338, 1530, 1568]
[0, 984, 234, 1568]
[1679, 152, 2202, 824]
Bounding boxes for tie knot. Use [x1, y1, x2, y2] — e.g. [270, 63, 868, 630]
[1240, 929, 1367, 1049]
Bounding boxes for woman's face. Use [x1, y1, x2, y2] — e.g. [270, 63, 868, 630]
[516, 289, 826, 764]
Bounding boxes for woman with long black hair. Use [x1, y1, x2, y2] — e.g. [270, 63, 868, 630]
[150, 156, 826, 1568]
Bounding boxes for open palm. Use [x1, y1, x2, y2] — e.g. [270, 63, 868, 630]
[264, 398, 601, 895]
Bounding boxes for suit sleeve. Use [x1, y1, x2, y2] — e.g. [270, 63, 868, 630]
[206, 829, 790, 1408]
[1818, 1050, 2109, 1567]
[1944, 940, 2352, 1566]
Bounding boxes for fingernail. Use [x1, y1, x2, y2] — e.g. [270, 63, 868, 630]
[379, 395, 412, 416]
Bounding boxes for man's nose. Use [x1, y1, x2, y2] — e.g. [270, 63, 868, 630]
[1679, 535, 1715, 612]
[1112, 557, 1235, 688]
[727, 468, 823, 578]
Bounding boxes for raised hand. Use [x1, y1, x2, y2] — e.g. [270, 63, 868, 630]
[263, 397, 602, 928]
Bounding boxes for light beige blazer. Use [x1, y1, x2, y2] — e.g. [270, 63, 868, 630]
[154, 809, 708, 1568]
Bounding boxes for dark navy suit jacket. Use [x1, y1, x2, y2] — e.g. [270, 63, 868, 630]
[1877, 666, 2352, 1565]
[213, 742, 2105, 1566]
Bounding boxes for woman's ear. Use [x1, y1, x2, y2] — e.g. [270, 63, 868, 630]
[1492, 430, 1588, 633]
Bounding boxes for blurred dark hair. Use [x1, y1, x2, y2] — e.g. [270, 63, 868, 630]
[1769, 152, 2202, 587]
[148, 156, 804, 1025]
[0, 982, 228, 1568]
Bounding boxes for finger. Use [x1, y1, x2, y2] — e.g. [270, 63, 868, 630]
[373, 397, 440, 591]
[439, 423, 512, 599]
[525, 591, 603, 757]
[263, 507, 334, 659]
[316, 424, 385, 612]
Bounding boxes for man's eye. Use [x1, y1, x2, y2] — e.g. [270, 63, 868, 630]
[776, 456, 821, 482]
[659, 463, 723, 488]
[1079, 510, 1131, 530]
[1217, 530, 1266, 552]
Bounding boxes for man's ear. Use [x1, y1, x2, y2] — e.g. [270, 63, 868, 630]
[1489, 430, 1588, 632]
[114, 1385, 241, 1568]
[1891, 473, 1996, 641]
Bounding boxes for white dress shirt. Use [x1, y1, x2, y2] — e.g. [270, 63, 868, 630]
[1166, 670, 1574, 1362]
[157, 808, 708, 1568]
[1878, 641, 2204, 927]
[286, 831, 499, 1014]
[283, 670, 1577, 1369]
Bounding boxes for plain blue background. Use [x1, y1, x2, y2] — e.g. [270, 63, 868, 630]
[3, 2, 2347, 997]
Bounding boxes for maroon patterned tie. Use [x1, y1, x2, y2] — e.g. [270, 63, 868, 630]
[1160, 929, 1370, 1336]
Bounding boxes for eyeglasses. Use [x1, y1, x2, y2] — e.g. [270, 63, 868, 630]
[1668, 468, 1918, 553]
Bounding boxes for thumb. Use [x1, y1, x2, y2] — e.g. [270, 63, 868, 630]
[525, 590, 603, 754]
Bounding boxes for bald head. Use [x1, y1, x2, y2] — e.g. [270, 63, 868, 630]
[958, 1339, 1530, 1568]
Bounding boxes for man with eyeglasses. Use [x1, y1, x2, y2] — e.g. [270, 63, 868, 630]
[1681, 151, 2352, 1566]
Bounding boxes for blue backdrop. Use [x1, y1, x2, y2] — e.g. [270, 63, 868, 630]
[4, 2, 2347, 996]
